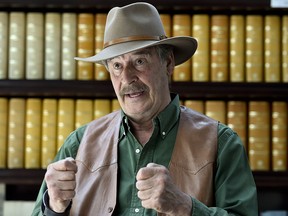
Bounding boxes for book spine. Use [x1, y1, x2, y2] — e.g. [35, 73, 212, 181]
[192, 14, 210, 82]
[246, 15, 264, 82]
[94, 99, 111, 119]
[264, 15, 281, 82]
[0, 12, 8, 79]
[61, 13, 77, 80]
[184, 100, 204, 114]
[25, 98, 42, 168]
[210, 15, 229, 82]
[271, 102, 287, 171]
[8, 12, 26, 79]
[111, 99, 121, 112]
[248, 101, 270, 171]
[227, 101, 247, 149]
[77, 13, 94, 80]
[230, 15, 245, 82]
[172, 14, 191, 81]
[75, 99, 93, 129]
[160, 14, 172, 37]
[41, 99, 57, 168]
[7, 98, 26, 168]
[57, 99, 75, 150]
[282, 16, 288, 82]
[94, 14, 109, 80]
[205, 100, 226, 124]
[45, 13, 61, 80]
[0, 98, 8, 168]
[25, 13, 44, 79]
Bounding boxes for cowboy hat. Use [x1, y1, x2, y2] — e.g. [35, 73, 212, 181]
[74, 2, 197, 66]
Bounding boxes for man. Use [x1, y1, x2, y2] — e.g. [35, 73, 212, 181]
[32, 2, 258, 216]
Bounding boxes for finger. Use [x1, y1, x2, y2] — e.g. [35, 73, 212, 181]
[136, 163, 165, 180]
[52, 157, 78, 173]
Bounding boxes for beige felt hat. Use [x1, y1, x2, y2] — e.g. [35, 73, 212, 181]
[74, 2, 198, 66]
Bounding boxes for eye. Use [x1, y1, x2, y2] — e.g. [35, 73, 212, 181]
[135, 58, 147, 66]
[113, 62, 123, 70]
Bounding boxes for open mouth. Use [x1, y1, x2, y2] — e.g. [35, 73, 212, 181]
[126, 91, 144, 98]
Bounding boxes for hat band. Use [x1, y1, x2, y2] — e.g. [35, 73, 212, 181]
[103, 35, 167, 48]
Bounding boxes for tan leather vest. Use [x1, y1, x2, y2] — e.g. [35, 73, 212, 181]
[71, 106, 218, 215]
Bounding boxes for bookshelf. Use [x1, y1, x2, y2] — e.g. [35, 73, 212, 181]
[0, 0, 288, 214]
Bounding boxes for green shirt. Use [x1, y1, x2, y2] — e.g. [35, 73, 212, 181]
[32, 94, 258, 216]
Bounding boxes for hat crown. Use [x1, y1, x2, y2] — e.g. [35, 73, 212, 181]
[104, 2, 166, 44]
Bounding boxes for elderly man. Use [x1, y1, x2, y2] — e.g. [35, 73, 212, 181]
[32, 2, 258, 216]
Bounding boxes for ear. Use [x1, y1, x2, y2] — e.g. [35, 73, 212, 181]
[166, 52, 175, 76]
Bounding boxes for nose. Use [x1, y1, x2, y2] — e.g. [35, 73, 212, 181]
[121, 64, 138, 84]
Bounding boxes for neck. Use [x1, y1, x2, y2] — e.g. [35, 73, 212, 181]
[129, 119, 154, 145]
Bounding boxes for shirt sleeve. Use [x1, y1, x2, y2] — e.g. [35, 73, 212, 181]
[191, 123, 258, 216]
[31, 124, 87, 216]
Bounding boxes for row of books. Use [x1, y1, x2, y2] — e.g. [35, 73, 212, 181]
[0, 12, 287, 82]
[0, 97, 287, 171]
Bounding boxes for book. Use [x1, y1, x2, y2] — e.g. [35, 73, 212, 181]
[45, 13, 61, 79]
[57, 99, 75, 150]
[172, 14, 191, 81]
[264, 15, 281, 82]
[41, 99, 58, 168]
[25, 98, 42, 168]
[184, 100, 204, 114]
[111, 99, 121, 112]
[210, 15, 229, 82]
[7, 98, 26, 168]
[271, 102, 287, 171]
[75, 99, 93, 129]
[246, 15, 264, 82]
[282, 16, 288, 82]
[94, 99, 111, 119]
[94, 13, 109, 80]
[0, 12, 8, 79]
[61, 13, 77, 80]
[227, 101, 247, 149]
[230, 15, 245, 82]
[8, 12, 26, 79]
[192, 14, 210, 82]
[160, 14, 172, 37]
[248, 101, 270, 171]
[25, 13, 44, 79]
[77, 13, 94, 80]
[205, 100, 226, 123]
[0, 98, 8, 168]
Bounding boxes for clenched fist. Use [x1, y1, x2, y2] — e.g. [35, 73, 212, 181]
[136, 163, 192, 216]
[45, 157, 78, 213]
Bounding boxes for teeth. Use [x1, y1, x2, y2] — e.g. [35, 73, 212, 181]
[128, 92, 142, 98]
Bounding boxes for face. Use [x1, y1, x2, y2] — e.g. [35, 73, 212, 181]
[107, 46, 174, 123]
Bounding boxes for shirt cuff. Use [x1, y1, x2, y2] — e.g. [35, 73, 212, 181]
[42, 190, 72, 216]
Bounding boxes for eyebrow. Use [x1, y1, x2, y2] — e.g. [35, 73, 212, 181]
[108, 48, 153, 62]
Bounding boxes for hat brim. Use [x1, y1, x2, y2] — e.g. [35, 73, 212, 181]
[74, 36, 197, 66]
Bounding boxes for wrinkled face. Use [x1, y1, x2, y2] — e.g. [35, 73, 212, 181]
[107, 47, 174, 122]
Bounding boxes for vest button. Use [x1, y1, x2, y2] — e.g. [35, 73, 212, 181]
[108, 207, 113, 213]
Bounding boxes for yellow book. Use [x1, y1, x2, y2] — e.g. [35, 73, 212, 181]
[111, 99, 121, 112]
[264, 15, 281, 82]
[41, 99, 58, 168]
[77, 13, 94, 80]
[26, 13, 44, 79]
[8, 12, 25, 79]
[25, 99, 42, 169]
[282, 16, 288, 82]
[75, 99, 93, 129]
[94, 99, 111, 119]
[57, 99, 75, 150]
[227, 101, 247, 149]
[7, 98, 26, 168]
[248, 101, 270, 171]
[210, 15, 229, 82]
[246, 15, 264, 82]
[160, 14, 172, 37]
[272, 102, 287, 171]
[0, 98, 8, 168]
[45, 13, 61, 79]
[230, 15, 245, 82]
[192, 14, 210, 82]
[184, 100, 204, 114]
[94, 13, 109, 80]
[205, 100, 226, 124]
[172, 14, 191, 81]
[61, 13, 77, 80]
[0, 12, 8, 79]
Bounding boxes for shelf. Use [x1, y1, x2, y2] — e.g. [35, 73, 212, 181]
[0, 80, 287, 101]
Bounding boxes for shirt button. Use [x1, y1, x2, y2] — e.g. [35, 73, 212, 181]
[135, 149, 141, 154]
[162, 131, 166, 136]
[135, 208, 140, 213]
